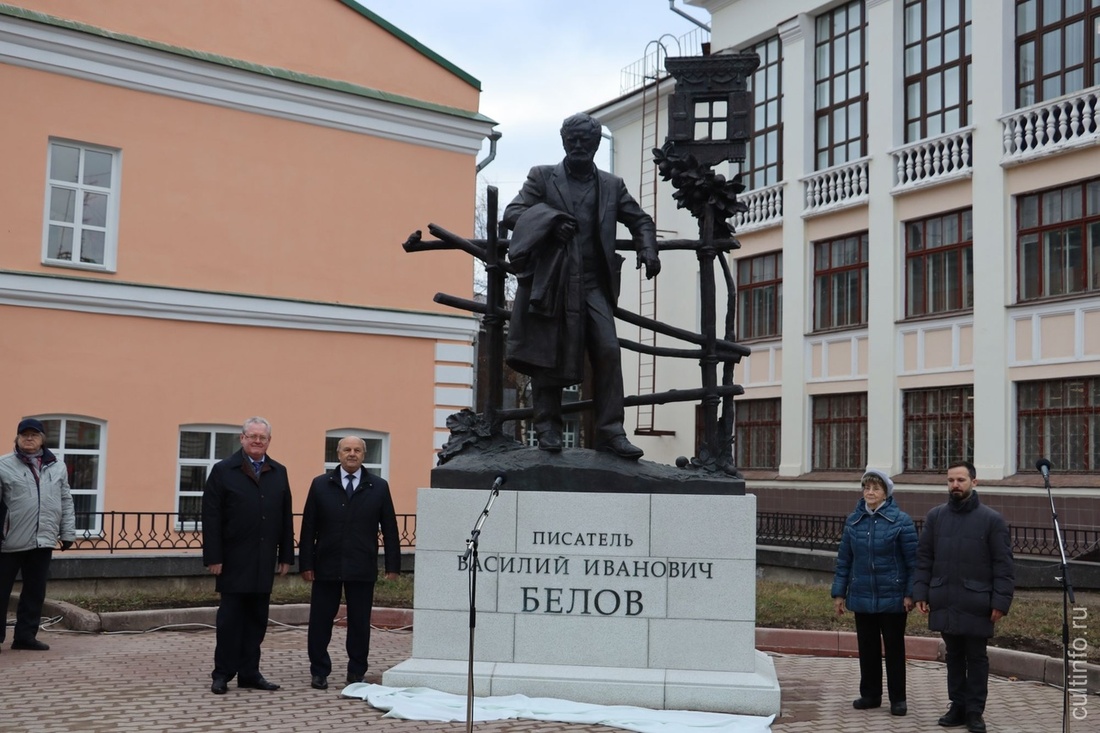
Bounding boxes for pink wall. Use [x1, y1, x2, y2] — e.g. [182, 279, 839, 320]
[13, 0, 481, 110]
[1, 307, 437, 514]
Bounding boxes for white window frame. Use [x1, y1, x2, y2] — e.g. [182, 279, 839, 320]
[177, 425, 240, 529]
[325, 429, 389, 478]
[42, 139, 121, 272]
[34, 415, 107, 535]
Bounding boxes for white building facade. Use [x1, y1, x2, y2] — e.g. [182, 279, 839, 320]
[594, 0, 1100, 529]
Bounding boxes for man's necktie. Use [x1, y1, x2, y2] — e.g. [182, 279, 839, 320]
[346, 474, 355, 499]
[252, 460, 263, 477]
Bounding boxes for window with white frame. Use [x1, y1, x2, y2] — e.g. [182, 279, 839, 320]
[43, 140, 121, 270]
[37, 417, 106, 533]
[177, 426, 239, 524]
[324, 429, 388, 477]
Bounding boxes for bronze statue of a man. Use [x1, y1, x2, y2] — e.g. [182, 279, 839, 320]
[503, 112, 661, 459]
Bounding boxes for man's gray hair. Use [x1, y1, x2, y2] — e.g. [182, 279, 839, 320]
[242, 416, 271, 435]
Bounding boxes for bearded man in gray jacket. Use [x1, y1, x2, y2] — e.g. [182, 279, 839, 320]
[0, 418, 75, 652]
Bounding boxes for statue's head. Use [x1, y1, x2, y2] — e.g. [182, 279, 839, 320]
[560, 113, 602, 168]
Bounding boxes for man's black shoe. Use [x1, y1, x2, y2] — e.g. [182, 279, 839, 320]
[537, 431, 563, 452]
[346, 673, 364, 684]
[852, 697, 881, 709]
[310, 675, 328, 690]
[597, 435, 644, 460]
[890, 701, 908, 716]
[237, 676, 280, 691]
[11, 638, 49, 651]
[966, 713, 987, 733]
[210, 678, 228, 695]
[938, 704, 967, 727]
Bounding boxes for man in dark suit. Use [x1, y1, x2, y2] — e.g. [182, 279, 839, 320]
[502, 112, 660, 458]
[202, 416, 295, 695]
[299, 436, 400, 690]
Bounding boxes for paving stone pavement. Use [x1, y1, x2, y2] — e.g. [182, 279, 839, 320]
[0, 622, 1077, 733]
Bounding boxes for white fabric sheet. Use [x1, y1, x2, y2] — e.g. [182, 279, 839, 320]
[342, 683, 774, 733]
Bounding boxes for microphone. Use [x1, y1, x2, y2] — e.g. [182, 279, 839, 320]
[1036, 458, 1052, 480]
[492, 474, 506, 490]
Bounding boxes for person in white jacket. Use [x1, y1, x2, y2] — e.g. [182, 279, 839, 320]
[0, 418, 75, 652]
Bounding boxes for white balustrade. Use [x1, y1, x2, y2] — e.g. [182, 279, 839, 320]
[891, 128, 973, 192]
[1001, 88, 1100, 163]
[732, 182, 784, 232]
[801, 158, 870, 216]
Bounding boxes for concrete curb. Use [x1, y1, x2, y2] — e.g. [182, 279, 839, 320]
[40, 601, 1098, 693]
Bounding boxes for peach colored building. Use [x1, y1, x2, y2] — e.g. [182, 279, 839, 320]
[0, 0, 495, 530]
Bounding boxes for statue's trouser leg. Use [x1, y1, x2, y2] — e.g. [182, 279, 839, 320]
[584, 288, 627, 444]
[532, 382, 564, 437]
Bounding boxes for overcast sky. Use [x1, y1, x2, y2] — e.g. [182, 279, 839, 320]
[359, 1, 710, 197]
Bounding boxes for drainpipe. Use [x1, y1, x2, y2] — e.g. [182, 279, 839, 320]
[476, 129, 503, 173]
[668, 0, 710, 32]
[601, 130, 615, 175]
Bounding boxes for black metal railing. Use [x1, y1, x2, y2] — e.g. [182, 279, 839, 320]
[69, 512, 417, 553]
[756, 511, 1100, 562]
[65, 510, 1099, 562]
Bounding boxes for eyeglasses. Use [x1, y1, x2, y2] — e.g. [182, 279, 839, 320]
[242, 433, 270, 442]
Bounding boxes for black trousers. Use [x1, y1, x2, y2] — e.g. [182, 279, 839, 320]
[307, 580, 375, 678]
[532, 284, 626, 445]
[212, 592, 271, 682]
[0, 548, 53, 644]
[854, 612, 908, 702]
[942, 632, 989, 713]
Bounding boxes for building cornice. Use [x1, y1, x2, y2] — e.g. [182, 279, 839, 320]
[0, 7, 495, 155]
[0, 271, 478, 341]
[778, 15, 810, 46]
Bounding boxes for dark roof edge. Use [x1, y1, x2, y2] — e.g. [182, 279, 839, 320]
[335, 0, 481, 91]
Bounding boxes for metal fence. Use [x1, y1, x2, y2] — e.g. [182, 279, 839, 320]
[756, 512, 1100, 562]
[67, 510, 1099, 562]
[69, 512, 417, 553]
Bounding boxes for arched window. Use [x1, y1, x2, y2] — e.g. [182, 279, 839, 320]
[324, 429, 388, 478]
[177, 425, 240, 526]
[35, 416, 106, 532]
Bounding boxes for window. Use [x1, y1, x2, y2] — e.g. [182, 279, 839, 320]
[735, 399, 781, 469]
[42, 140, 120, 270]
[903, 386, 974, 471]
[741, 35, 783, 190]
[325, 429, 388, 477]
[1015, 0, 1100, 108]
[813, 1, 867, 169]
[812, 393, 868, 470]
[1017, 178, 1100, 301]
[737, 251, 783, 340]
[1017, 376, 1100, 473]
[903, 0, 972, 141]
[905, 208, 974, 316]
[36, 417, 105, 532]
[813, 232, 868, 331]
[178, 427, 240, 524]
[693, 98, 729, 141]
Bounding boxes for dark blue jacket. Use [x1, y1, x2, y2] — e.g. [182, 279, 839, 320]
[831, 496, 918, 614]
[298, 469, 401, 582]
[912, 490, 1014, 637]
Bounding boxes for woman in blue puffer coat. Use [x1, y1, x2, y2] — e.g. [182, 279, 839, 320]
[831, 468, 918, 717]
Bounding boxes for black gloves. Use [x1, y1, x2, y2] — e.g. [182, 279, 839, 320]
[60, 540, 73, 551]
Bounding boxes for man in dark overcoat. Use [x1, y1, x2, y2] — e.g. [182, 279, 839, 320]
[299, 436, 400, 690]
[502, 112, 660, 458]
[202, 416, 295, 695]
[913, 460, 1014, 733]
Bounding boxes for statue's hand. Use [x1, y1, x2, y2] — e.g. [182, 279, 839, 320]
[553, 219, 576, 243]
[639, 251, 661, 279]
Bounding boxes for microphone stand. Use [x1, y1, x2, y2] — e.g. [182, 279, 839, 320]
[1041, 464, 1075, 733]
[462, 477, 502, 733]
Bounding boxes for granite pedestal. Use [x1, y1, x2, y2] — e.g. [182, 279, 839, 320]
[383, 483, 780, 715]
